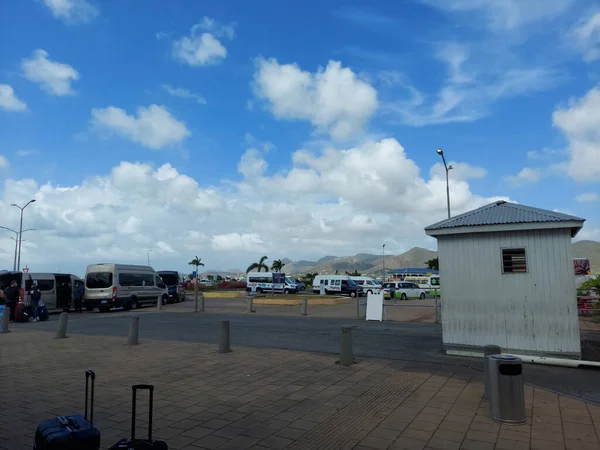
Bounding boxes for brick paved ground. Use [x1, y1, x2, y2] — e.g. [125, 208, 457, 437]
[1, 329, 599, 450]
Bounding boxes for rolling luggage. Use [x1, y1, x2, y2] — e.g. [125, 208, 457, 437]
[109, 384, 168, 449]
[34, 370, 100, 450]
[16, 300, 32, 322]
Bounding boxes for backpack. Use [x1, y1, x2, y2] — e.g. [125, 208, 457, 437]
[38, 302, 49, 321]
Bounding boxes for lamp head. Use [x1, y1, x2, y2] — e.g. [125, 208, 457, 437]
[30, 199, 36, 203]
[436, 148, 443, 155]
[448, 165, 454, 170]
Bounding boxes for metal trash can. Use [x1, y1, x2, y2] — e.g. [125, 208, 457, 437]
[487, 354, 526, 424]
[484, 345, 502, 400]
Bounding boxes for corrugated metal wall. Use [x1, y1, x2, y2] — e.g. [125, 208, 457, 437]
[438, 228, 580, 356]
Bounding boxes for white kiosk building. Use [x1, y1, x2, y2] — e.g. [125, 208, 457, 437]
[425, 200, 585, 359]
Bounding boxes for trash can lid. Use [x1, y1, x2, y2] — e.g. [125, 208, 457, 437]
[490, 354, 519, 361]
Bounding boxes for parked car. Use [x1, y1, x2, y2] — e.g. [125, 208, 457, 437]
[382, 282, 427, 300]
[157, 271, 187, 304]
[350, 276, 382, 295]
[292, 278, 306, 291]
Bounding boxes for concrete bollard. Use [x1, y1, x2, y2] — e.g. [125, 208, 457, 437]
[157, 296, 163, 312]
[301, 298, 308, 316]
[199, 293, 205, 312]
[127, 316, 140, 345]
[340, 326, 354, 366]
[219, 320, 231, 354]
[0, 307, 10, 334]
[246, 296, 255, 313]
[54, 312, 69, 339]
[484, 344, 502, 400]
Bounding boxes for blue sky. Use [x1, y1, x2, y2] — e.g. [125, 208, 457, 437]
[0, 0, 599, 275]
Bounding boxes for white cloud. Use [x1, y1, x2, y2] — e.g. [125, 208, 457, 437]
[0, 137, 509, 273]
[383, 42, 563, 126]
[253, 58, 378, 140]
[15, 149, 40, 157]
[576, 192, 599, 203]
[552, 84, 600, 181]
[162, 84, 206, 104]
[0, 84, 27, 111]
[570, 11, 600, 62]
[0, 155, 9, 169]
[22, 49, 79, 96]
[421, 0, 573, 31]
[429, 161, 487, 181]
[526, 148, 566, 161]
[172, 17, 235, 66]
[90, 104, 190, 149]
[505, 168, 542, 186]
[43, 0, 98, 24]
[211, 233, 265, 252]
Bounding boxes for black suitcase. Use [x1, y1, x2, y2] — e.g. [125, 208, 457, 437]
[34, 370, 100, 450]
[109, 384, 168, 449]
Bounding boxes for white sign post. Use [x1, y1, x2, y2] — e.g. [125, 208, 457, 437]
[366, 291, 384, 321]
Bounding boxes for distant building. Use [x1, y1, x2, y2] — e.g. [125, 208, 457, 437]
[425, 200, 585, 360]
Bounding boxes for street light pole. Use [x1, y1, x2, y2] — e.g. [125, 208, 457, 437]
[0, 225, 35, 270]
[147, 249, 151, 266]
[382, 244, 386, 281]
[436, 149, 453, 219]
[11, 200, 36, 271]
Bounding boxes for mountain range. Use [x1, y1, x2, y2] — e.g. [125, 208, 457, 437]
[201, 240, 600, 277]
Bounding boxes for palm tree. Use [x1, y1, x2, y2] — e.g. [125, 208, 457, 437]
[247, 255, 269, 273]
[188, 256, 205, 278]
[271, 259, 285, 272]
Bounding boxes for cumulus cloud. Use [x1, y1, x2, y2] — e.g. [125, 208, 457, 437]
[90, 104, 190, 149]
[22, 49, 79, 96]
[42, 0, 98, 24]
[253, 58, 378, 140]
[505, 168, 542, 186]
[0, 155, 9, 169]
[172, 17, 236, 66]
[0, 84, 27, 111]
[552, 84, 600, 181]
[0, 137, 509, 273]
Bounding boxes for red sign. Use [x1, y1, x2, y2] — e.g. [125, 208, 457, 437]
[23, 268, 29, 273]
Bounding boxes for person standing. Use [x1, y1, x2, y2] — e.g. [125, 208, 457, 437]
[4, 280, 19, 322]
[74, 282, 84, 312]
[30, 283, 41, 322]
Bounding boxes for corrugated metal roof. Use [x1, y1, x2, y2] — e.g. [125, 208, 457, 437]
[425, 200, 585, 231]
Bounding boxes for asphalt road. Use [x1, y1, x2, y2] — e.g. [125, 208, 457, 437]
[18, 310, 600, 404]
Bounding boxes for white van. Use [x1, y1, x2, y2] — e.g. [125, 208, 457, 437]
[20, 272, 82, 312]
[404, 275, 440, 293]
[246, 272, 298, 294]
[85, 264, 168, 312]
[312, 275, 360, 297]
[349, 276, 382, 295]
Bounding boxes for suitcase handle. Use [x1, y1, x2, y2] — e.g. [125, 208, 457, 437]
[85, 370, 95, 424]
[131, 384, 154, 441]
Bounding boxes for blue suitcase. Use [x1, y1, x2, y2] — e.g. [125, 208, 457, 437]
[109, 384, 168, 449]
[34, 370, 100, 450]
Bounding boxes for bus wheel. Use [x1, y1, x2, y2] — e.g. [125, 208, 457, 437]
[283, 289, 289, 295]
[419, 293, 426, 299]
[256, 288, 262, 294]
[85, 305, 94, 312]
[401, 293, 407, 300]
[350, 291, 356, 298]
